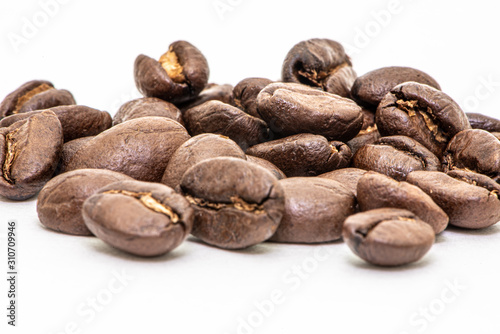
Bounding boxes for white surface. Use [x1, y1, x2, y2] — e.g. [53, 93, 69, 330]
[1, 1, 500, 333]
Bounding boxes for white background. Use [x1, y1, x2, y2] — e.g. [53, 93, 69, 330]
[1, 1, 500, 333]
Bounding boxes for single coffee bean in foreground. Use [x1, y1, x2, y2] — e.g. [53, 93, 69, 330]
[233, 77, 273, 118]
[161, 133, 246, 190]
[65, 117, 190, 182]
[83, 180, 193, 257]
[0, 80, 76, 118]
[352, 135, 440, 180]
[0, 111, 63, 200]
[376, 82, 470, 157]
[466, 112, 500, 133]
[246, 133, 351, 177]
[113, 97, 183, 126]
[351, 66, 441, 109]
[257, 82, 363, 141]
[357, 172, 448, 234]
[443, 129, 500, 181]
[134, 40, 209, 104]
[281, 38, 356, 97]
[37, 169, 133, 236]
[180, 157, 285, 249]
[406, 170, 500, 229]
[343, 208, 435, 267]
[269, 177, 355, 243]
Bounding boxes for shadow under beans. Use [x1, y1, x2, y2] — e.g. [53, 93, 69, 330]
[186, 236, 278, 255]
[346, 253, 434, 272]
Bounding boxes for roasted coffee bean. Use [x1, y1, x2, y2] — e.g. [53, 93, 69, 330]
[56, 136, 93, 175]
[246, 133, 351, 177]
[65, 117, 190, 182]
[113, 97, 182, 126]
[281, 38, 356, 97]
[134, 40, 209, 104]
[269, 177, 355, 243]
[407, 170, 500, 229]
[0, 111, 63, 200]
[443, 129, 500, 181]
[351, 67, 440, 108]
[0, 105, 111, 142]
[246, 155, 286, 180]
[0, 80, 76, 118]
[257, 82, 363, 141]
[177, 83, 234, 112]
[183, 100, 269, 150]
[343, 208, 435, 266]
[318, 168, 367, 197]
[233, 77, 273, 118]
[83, 180, 193, 257]
[353, 135, 440, 180]
[376, 82, 470, 157]
[466, 112, 500, 133]
[37, 169, 133, 236]
[161, 134, 246, 190]
[180, 157, 285, 249]
[357, 172, 448, 233]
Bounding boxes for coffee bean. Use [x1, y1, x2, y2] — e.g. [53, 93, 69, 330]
[0, 80, 76, 118]
[343, 208, 435, 266]
[466, 112, 500, 133]
[233, 77, 273, 118]
[113, 97, 183, 126]
[246, 133, 351, 177]
[180, 157, 285, 249]
[0, 105, 112, 142]
[83, 180, 193, 257]
[318, 168, 367, 197]
[246, 155, 286, 180]
[346, 127, 380, 156]
[177, 83, 234, 112]
[65, 117, 190, 182]
[161, 133, 246, 190]
[281, 38, 356, 97]
[443, 129, 500, 181]
[376, 82, 470, 157]
[134, 40, 209, 104]
[351, 67, 440, 108]
[182, 100, 269, 150]
[0, 110, 63, 200]
[37, 169, 133, 236]
[357, 172, 448, 234]
[407, 170, 500, 229]
[257, 82, 363, 141]
[352, 135, 440, 180]
[269, 177, 355, 243]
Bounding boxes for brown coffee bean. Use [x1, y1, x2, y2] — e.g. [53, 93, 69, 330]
[257, 82, 363, 141]
[318, 168, 367, 197]
[177, 83, 234, 112]
[346, 127, 380, 156]
[353, 135, 440, 180]
[134, 40, 209, 104]
[180, 157, 285, 249]
[113, 97, 182, 126]
[443, 129, 500, 181]
[56, 136, 93, 175]
[246, 155, 286, 180]
[37, 169, 133, 236]
[183, 100, 269, 150]
[357, 172, 448, 234]
[281, 38, 356, 97]
[351, 67, 440, 108]
[65, 117, 190, 182]
[407, 170, 500, 229]
[83, 180, 194, 257]
[0, 111, 63, 200]
[161, 134, 246, 190]
[343, 208, 435, 266]
[246, 133, 351, 177]
[376, 82, 470, 157]
[0, 105, 111, 142]
[233, 77, 273, 118]
[269, 177, 355, 243]
[466, 112, 500, 132]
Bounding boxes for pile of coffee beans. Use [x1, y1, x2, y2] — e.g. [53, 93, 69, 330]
[2, 38, 499, 267]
